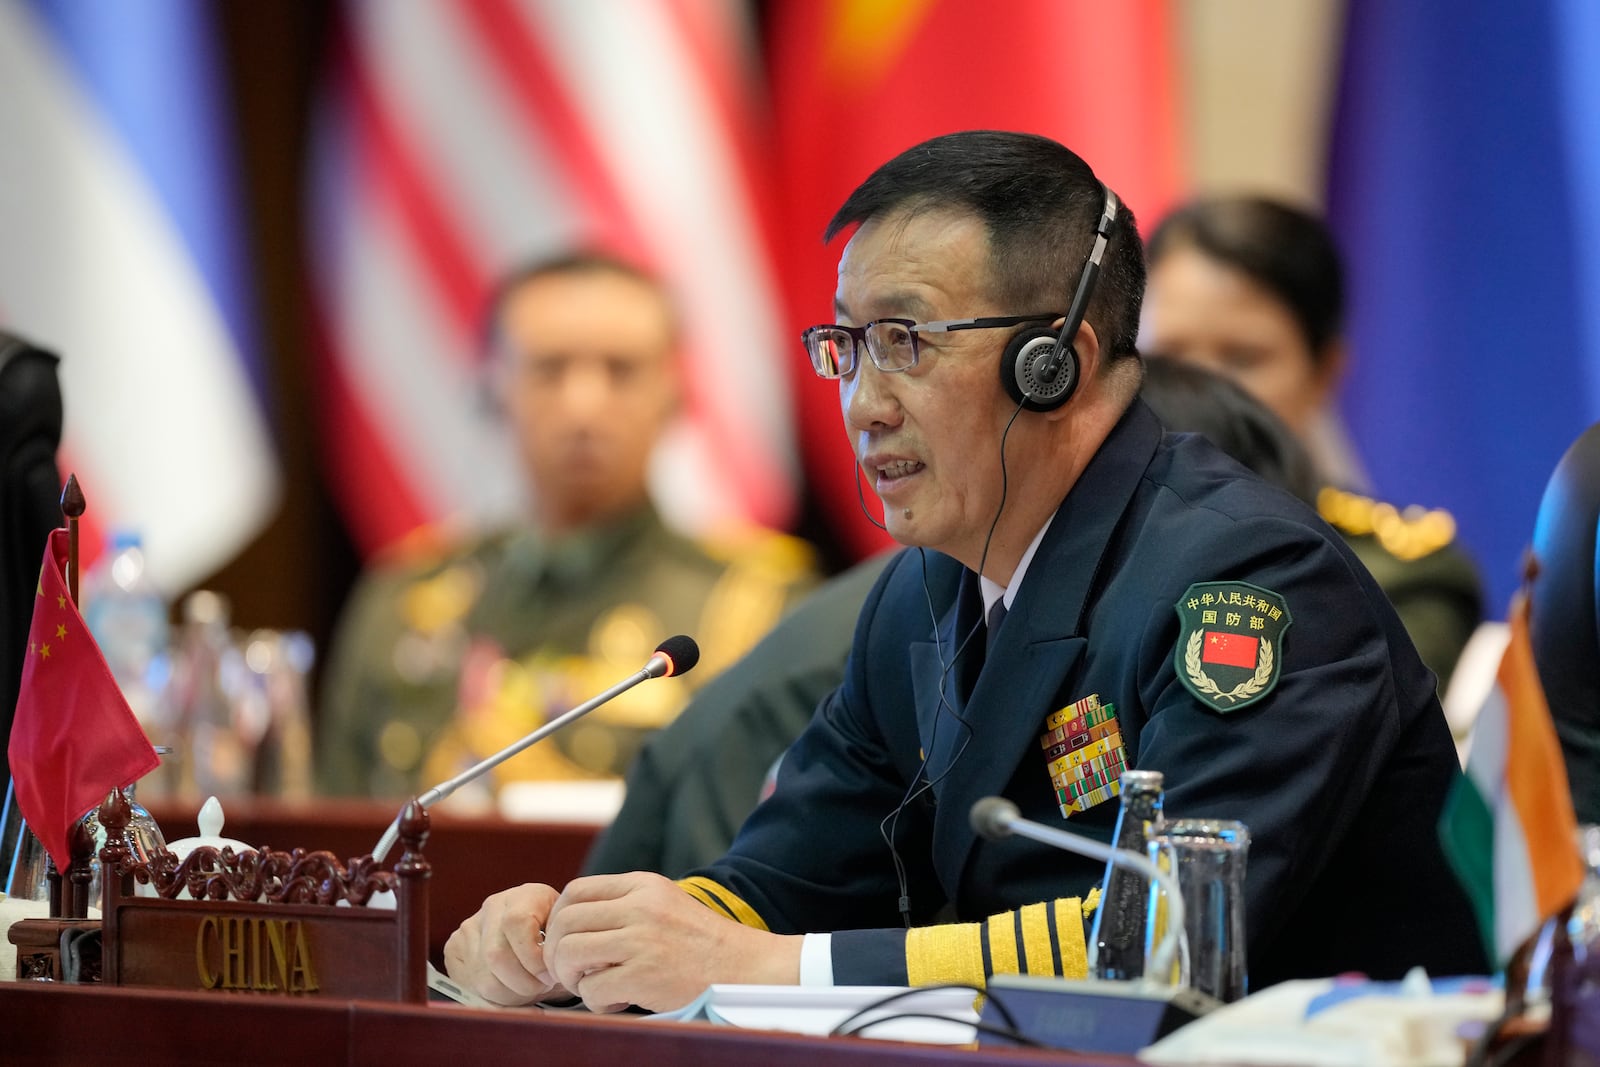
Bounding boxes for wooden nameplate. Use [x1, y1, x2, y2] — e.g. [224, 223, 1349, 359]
[96, 791, 431, 1002]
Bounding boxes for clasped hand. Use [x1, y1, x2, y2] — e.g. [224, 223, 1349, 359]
[443, 872, 802, 1012]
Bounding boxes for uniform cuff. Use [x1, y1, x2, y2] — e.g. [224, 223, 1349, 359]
[799, 933, 834, 985]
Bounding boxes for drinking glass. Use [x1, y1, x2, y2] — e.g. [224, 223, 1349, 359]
[1145, 818, 1250, 1002]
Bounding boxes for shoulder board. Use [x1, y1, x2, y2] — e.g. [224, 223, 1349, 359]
[1316, 487, 1457, 562]
[400, 562, 483, 635]
[370, 519, 474, 569]
[697, 526, 819, 582]
[693, 528, 820, 676]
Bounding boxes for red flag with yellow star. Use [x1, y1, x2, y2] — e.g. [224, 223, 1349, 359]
[7, 528, 158, 870]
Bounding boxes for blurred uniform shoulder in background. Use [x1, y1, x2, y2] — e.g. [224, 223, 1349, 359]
[585, 549, 896, 877]
[315, 507, 816, 800]
[1141, 196, 1486, 695]
[1317, 486, 1482, 693]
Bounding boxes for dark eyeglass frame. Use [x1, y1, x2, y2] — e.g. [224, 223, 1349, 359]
[802, 313, 1063, 379]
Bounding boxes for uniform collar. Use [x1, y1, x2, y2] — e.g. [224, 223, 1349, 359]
[1010, 399, 1163, 639]
[979, 514, 1054, 621]
[503, 502, 665, 591]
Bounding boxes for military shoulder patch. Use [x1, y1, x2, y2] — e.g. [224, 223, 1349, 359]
[1173, 582, 1292, 713]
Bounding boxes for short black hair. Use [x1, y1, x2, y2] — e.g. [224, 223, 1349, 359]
[1147, 196, 1343, 364]
[824, 130, 1145, 362]
[482, 251, 679, 353]
[1140, 356, 1319, 504]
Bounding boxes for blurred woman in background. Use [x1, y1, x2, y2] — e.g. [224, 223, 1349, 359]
[1141, 196, 1483, 693]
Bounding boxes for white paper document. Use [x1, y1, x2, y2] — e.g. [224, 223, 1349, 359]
[653, 984, 981, 1044]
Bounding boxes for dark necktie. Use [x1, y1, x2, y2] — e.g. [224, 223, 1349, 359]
[986, 598, 1008, 655]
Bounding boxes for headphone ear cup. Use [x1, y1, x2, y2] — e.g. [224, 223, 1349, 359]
[1000, 327, 1079, 412]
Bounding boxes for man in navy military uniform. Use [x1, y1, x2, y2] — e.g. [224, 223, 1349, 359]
[444, 132, 1485, 1011]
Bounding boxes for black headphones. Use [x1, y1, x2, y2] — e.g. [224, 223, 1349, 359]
[999, 185, 1121, 412]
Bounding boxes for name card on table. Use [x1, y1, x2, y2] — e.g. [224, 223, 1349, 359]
[97, 792, 431, 1003]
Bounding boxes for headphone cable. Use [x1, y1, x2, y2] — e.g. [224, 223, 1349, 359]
[880, 395, 1027, 926]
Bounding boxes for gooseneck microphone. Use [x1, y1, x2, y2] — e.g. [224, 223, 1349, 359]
[969, 796, 1187, 985]
[371, 635, 701, 862]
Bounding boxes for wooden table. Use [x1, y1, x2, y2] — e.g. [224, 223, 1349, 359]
[0, 982, 1133, 1067]
[144, 798, 598, 964]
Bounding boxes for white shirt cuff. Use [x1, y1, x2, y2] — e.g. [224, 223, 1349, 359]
[798, 932, 834, 986]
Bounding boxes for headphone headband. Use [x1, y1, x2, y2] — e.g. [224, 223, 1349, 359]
[1050, 184, 1119, 367]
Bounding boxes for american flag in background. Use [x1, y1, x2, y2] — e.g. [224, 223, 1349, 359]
[0, 0, 279, 590]
[309, 0, 799, 557]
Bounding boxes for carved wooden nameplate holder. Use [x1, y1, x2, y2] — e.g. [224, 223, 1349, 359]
[7, 818, 101, 981]
[97, 791, 431, 1003]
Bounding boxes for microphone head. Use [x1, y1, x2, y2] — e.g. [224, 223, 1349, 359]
[652, 634, 700, 678]
[970, 796, 1020, 840]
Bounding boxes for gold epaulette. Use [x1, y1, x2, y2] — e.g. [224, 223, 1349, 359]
[371, 518, 477, 569]
[695, 528, 820, 676]
[1317, 487, 1458, 562]
[698, 526, 819, 579]
[379, 523, 493, 635]
[400, 564, 482, 635]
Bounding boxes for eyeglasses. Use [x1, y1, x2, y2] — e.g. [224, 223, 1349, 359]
[802, 313, 1063, 379]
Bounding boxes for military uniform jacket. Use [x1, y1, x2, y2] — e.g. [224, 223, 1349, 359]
[317, 505, 814, 798]
[585, 551, 897, 879]
[686, 400, 1486, 990]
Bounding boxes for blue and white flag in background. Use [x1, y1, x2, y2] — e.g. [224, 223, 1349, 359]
[0, 0, 279, 589]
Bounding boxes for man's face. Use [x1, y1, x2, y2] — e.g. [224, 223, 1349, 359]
[496, 269, 679, 532]
[1140, 245, 1333, 438]
[836, 209, 1026, 564]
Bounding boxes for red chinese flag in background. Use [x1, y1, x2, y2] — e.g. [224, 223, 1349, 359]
[6, 528, 159, 870]
[1202, 632, 1260, 669]
[769, 0, 1185, 561]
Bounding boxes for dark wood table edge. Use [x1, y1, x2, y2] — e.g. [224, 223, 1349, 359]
[0, 980, 1134, 1067]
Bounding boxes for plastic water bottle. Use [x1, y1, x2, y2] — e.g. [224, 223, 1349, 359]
[83, 529, 173, 748]
[1088, 769, 1166, 981]
[172, 590, 254, 799]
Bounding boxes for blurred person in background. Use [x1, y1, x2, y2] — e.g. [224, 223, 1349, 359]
[1141, 356, 1320, 506]
[317, 252, 816, 800]
[1141, 196, 1484, 693]
[583, 548, 897, 878]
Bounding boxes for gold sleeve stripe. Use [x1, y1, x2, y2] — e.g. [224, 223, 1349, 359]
[985, 909, 1021, 976]
[906, 921, 985, 988]
[674, 877, 770, 931]
[1018, 902, 1053, 975]
[1053, 898, 1088, 979]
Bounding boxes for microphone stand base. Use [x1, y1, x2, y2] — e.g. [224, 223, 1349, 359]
[979, 974, 1221, 1055]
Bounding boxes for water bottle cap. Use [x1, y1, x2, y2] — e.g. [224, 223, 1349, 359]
[1122, 769, 1164, 789]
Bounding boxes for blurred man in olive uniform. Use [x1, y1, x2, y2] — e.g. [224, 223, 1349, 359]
[317, 254, 816, 800]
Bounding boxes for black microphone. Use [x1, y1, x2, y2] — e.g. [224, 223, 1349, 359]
[371, 635, 700, 861]
[969, 796, 1184, 981]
